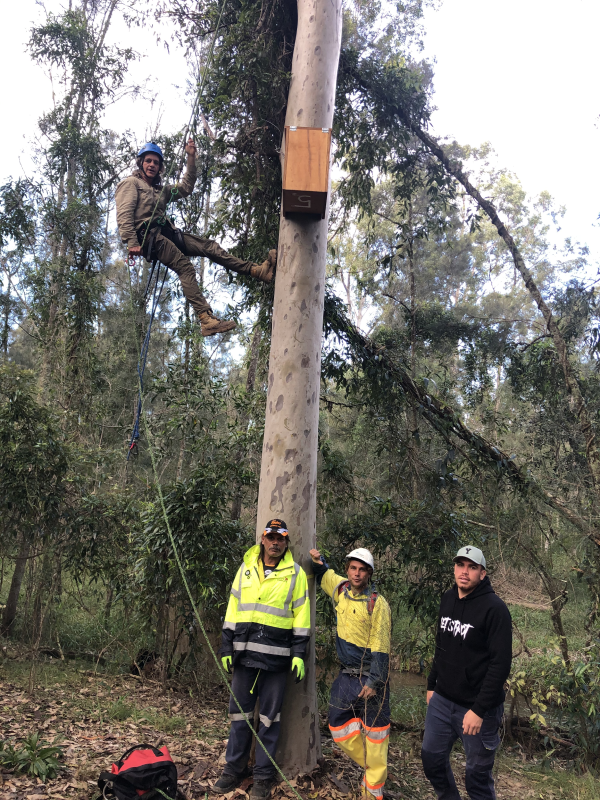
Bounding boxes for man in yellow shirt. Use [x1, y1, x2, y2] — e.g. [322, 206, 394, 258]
[310, 547, 391, 799]
[213, 519, 310, 800]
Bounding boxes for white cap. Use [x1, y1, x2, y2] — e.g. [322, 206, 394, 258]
[345, 548, 375, 571]
[454, 546, 486, 569]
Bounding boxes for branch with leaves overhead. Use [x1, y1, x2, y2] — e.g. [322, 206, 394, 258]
[337, 53, 600, 536]
[322, 291, 599, 545]
[397, 117, 600, 494]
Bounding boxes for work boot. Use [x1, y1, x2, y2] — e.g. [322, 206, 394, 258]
[250, 777, 275, 799]
[199, 310, 236, 337]
[250, 249, 277, 283]
[210, 768, 250, 794]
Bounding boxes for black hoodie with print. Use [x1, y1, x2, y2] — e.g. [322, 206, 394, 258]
[427, 576, 512, 718]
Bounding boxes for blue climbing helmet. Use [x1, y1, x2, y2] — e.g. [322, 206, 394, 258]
[137, 142, 164, 162]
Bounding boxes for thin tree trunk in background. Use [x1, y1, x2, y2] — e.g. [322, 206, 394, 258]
[28, 552, 60, 694]
[32, 547, 53, 648]
[1, 534, 31, 636]
[406, 202, 419, 500]
[104, 585, 114, 625]
[254, 0, 343, 775]
[520, 539, 571, 668]
[177, 301, 191, 482]
[231, 323, 262, 520]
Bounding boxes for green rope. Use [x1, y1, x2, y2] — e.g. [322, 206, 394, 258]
[125, 279, 305, 799]
[124, 7, 307, 794]
[125, 117, 304, 800]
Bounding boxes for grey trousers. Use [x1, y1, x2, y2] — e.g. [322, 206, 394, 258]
[153, 231, 255, 316]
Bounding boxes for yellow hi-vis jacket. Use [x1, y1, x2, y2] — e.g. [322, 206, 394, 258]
[219, 545, 311, 672]
[314, 561, 391, 688]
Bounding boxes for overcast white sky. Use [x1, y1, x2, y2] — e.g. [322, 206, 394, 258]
[421, 0, 600, 265]
[3, 0, 600, 265]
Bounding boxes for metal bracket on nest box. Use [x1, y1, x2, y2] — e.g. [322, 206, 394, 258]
[282, 126, 332, 219]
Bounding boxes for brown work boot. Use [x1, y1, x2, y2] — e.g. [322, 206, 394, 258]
[250, 249, 277, 283]
[199, 310, 236, 337]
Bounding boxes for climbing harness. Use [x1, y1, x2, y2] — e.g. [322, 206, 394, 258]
[336, 581, 379, 615]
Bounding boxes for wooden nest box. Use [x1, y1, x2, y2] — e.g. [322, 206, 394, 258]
[282, 126, 332, 219]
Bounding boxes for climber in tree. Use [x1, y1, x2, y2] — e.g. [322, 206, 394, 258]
[116, 140, 276, 337]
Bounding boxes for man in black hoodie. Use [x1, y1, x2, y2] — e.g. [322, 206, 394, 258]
[421, 546, 512, 800]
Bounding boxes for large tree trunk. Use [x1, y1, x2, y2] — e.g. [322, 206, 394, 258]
[254, 0, 343, 777]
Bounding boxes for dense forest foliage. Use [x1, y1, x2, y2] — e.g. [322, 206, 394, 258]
[2, 0, 600, 776]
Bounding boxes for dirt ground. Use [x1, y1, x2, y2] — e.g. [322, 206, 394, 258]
[0, 664, 583, 800]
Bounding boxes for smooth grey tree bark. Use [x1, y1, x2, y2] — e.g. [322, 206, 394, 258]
[254, 0, 343, 777]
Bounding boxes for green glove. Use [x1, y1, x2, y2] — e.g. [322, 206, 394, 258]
[221, 655, 232, 674]
[291, 657, 305, 682]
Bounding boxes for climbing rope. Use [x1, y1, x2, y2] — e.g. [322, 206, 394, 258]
[125, 256, 304, 799]
[126, 0, 228, 455]
[122, 5, 306, 794]
[127, 256, 168, 459]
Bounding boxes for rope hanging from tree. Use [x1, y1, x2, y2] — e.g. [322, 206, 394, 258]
[127, 256, 167, 459]
[126, 0, 228, 457]
[122, 2, 305, 792]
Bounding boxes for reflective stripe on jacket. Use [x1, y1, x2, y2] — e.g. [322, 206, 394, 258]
[317, 565, 391, 688]
[219, 545, 311, 672]
[115, 164, 197, 250]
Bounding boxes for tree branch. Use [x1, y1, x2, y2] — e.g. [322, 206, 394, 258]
[397, 115, 600, 501]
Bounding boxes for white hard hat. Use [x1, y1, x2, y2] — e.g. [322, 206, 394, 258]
[345, 548, 374, 571]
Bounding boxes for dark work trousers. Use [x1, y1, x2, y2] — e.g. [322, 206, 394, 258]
[328, 670, 391, 730]
[224, 665, 287, 780]
[152, 232, 255, 317]
[421, 692, 503, 800]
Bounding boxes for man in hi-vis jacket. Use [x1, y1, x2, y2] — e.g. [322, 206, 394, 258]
[310, 546, 391, 800]
[213, 519, 310, 800]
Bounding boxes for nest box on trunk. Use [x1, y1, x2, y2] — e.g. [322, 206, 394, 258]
[282, 126, 332, 219]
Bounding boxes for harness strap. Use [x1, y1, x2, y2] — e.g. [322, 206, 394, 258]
[340, 582, 378, 615]
[138, 219, 187, 259]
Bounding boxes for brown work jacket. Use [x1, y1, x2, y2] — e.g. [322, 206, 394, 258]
[115, 163, 197, 250]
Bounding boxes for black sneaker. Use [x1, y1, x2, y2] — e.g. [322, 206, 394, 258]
[210, 769, 249, 794]
[250, 778, 275, 800]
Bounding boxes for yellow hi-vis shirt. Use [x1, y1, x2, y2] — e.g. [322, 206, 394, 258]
[319, 567, 391, 688]
[219, 545, 311, 671]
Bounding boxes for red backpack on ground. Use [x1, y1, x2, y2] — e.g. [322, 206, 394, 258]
[97, 744, 178, 800]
